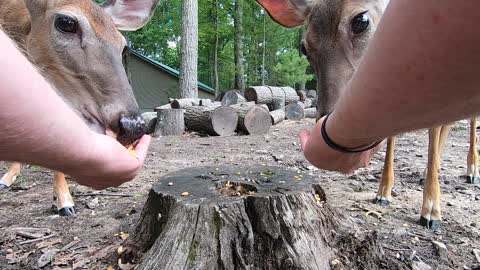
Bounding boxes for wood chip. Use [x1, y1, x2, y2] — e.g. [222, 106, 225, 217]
[181, 192, 190, 196]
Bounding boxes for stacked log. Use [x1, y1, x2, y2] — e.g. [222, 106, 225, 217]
[171, 98, 213, 109]
[302, 98, 314, 109]
[221, 90, 246, 106]
[281, 87, 300, 105]
[304, 107, 318, 119]
[232, 102, 272, 135]
[244, 86, 273, 104]
[297, 90, 307, 101]
[285, 102, 305, 120]
[268, 86, 286, 111]
[307, 90, 317, 99]
[155, 109, 185, 136]
[270, 109, 286, 125]
[184, 105, 238, 136]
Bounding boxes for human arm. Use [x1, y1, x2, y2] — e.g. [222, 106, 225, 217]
[0, 29, 150, 189]
[300, 1, 480, 173]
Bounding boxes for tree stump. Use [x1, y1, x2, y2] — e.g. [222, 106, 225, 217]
[297, 90, 307, 101]
[121, 166, 385, 270]
[307, 90, 317, 99]
[244, 86, 273, 104]
[281, 86, 300, 105]
[171, 99, 213, 109]
[221, 90, 247, 106]
[233, 103, 272, 135]
[270, 109, 286, 125]
[285, 102, 305, 120]
[154, 109, 185, 136]
[269, 86, 286, 111]
[184, 106, 238, 136]
[304, 107, 318, 119]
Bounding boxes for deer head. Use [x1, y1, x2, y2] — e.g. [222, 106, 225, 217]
[257, 0, 389, 118]
[21, 0, 158, 145]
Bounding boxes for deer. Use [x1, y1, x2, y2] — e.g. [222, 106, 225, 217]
[256, 0, 479, 230]
[0, 0, 159, 216]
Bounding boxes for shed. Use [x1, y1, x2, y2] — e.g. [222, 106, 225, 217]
[125, 49, 215, 112]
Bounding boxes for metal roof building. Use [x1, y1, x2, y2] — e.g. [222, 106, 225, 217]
[125, 49, 215, 112]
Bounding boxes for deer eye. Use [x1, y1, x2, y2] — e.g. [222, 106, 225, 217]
[55, 15, 78, 34]
[351, 11, 369, 35]
[300, 43, 308, 56]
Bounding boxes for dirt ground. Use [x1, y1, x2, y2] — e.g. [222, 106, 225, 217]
[0, 119, 479, 270]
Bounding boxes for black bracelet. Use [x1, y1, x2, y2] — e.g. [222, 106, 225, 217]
[321, 113, 382, 153]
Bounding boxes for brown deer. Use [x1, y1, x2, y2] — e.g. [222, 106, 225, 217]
[0, 0, 158, 216]
[256, 0, 479, 230]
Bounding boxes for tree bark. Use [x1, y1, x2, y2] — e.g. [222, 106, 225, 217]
[154, 109, 185, 136]
[304, 107, 317, 119]
[171, 99, 212, 109]
[302, 98, 313, 109]
[281, 87, 300, 105]
[179, 0, 199, 99]
[234, 0, 245, 92]
[121, 166, 385, 270]
[261, 9, 266, 85]
[244, 86, 273, 104]
[307, 90, 317, 99]
[270, 109, 285, 125]
[232, 103, 271, 135]
[184, 105, 238, 136]
[221, 90, 246, 106]
[285, 102, 305, 120]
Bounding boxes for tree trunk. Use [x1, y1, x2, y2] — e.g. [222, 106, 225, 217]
[244, 86, 273, 104]
[234, 0, 245, 92]
[297, 90, 307, 101]
[299, 82, 306, 91]
[304, 107, 317, 119]
[184, 105, 237, 136]
[232, 103, 271, 135]
[285, 102, 305, 120]
[221, 90, 246, 106]
[154, 109, 185, 136]
[270, 109, 285, 125]
[269, 86, 286, 110]
[282, 86, 300, 105]
[179, 0, 199, 99]
[261, 9, 266, 85]
[213, 0, 220, 96]
[121, 166, 385, 270]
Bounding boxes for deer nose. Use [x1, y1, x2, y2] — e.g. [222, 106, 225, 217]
[117, 113, 146, 146]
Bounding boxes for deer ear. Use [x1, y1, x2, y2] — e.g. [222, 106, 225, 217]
[23, 0, 48, 18]
[101, 0, 159, 31]
[256, 0, 311, 28]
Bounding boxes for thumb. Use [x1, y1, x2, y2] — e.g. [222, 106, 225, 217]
[299, 129, 311, 151]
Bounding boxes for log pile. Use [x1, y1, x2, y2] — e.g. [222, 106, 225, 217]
[148, 87, 319, 136]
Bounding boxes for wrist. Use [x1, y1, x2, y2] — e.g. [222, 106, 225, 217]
[325, 111, 381, 149]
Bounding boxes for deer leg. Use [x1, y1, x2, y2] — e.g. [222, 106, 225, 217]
[420, 125, 450, 184]
[466, 117, 479, 184]
[420, 127, 443, 230]
[53, 172, 76, 216]
[375, 137, 396, 206]
[0, 162, 21, 189]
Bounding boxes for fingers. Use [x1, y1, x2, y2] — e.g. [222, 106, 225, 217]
[299, 129, 311, 151]
[133, 135, 151, 165]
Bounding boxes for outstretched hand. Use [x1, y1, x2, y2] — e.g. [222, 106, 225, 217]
[66, 134, 151, 190]
[299, 116, 384, 174]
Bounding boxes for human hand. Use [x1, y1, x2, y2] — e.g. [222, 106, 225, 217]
[67, 133, 151, 190]
[299, 116, 384, 174]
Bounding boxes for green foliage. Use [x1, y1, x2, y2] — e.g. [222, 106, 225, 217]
[273, 50, 314, 87]
[123, 0, 314, 92]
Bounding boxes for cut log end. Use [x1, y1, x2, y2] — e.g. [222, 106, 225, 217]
[210, 106, 239, 136]
[122, 166, 387, 270]
[221, 90, 246, 106]
[241, 105, 272, 135]
[285, 103, 305, 120]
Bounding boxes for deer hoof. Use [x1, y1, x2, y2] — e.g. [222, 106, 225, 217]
[58, 207, 76, 217]
[374, 198, 390, 206]
[419, 216, 441, 231]
[466, 176, 480, 184]
[0, 184, 9, 190]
